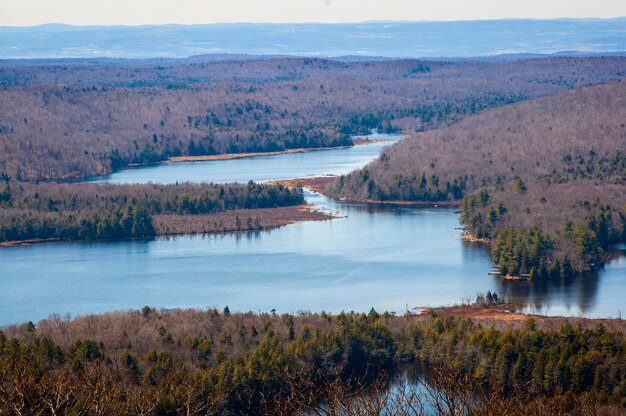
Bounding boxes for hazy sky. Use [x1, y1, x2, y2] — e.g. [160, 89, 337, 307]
[1, 0, 625, 26]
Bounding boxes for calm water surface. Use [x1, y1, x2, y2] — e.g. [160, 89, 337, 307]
[1, 135, 624, 325]
[87, 136, 395, 184]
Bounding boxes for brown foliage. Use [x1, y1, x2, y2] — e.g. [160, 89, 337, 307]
[332, 80, 626, 201]
[0, 181, 306, 243]
[1, 56, 625, 180]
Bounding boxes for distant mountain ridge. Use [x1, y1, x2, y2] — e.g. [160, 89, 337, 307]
[1, 18, 625, 59]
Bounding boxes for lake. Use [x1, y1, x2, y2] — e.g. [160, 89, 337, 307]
[1, 135, 624, 325]
[86, 136, 399, 185]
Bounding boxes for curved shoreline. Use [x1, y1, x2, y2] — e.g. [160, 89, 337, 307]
[273, 176, 461, 207]
[4, 136, 394, 247]
[166, 138, 392, 164]
[415, 304, 626, 331]
[0, 204, 335, 247]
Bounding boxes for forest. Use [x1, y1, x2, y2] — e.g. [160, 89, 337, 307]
[460, 182, 626, 278]
[0, 55, 624, 270]
[1, 56, 625, 180]
[2, 55, 621, 245]
[330, 80, 626, 278]
[2, 54, 626, 414]
[1, 304, 625, 415]
[329, 81, 626, 202]
[0, 181, 304, 243]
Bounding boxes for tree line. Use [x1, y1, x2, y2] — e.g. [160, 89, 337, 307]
[0, 181, 303, 243]
[1, 306, 624, 415]
[2, 57, 625, 180]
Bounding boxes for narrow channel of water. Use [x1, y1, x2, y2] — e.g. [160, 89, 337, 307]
[1, 135, 624, 325]
[86, 134, 399, 185]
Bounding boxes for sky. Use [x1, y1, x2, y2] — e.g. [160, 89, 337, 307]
[1, 0, 626, 26]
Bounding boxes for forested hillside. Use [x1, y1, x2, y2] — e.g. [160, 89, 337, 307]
[331, 81, 626, 201]
[461, 181, 626, 277]
[1, 56, 625, 180]
[1, 307, 625, 415]
[331, 81, 626, 278]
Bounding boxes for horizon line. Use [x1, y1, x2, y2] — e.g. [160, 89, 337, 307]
[2, 50, 626, 62]
[2, 16, 626, 29]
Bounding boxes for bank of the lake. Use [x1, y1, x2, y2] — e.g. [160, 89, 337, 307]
[419, 303, 626, 333]
[0, 203, 334, 247]
[276, 176, 462, 207]
[86, 134, 401, 185]
[0, 137, 391, 247]
[1, 134, 625, 325]
[165, 137, 390, 163]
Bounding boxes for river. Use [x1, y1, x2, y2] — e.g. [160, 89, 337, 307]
[1, 134, 624, 325]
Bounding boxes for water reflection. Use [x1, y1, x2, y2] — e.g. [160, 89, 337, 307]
[313, 192, 626, 318]
[495, 245, 626, 317]
[329, 192, 625, 319]
[1, 136, 625, 325]
[87, 134, 401, 185]
[496, 274, 598, 316]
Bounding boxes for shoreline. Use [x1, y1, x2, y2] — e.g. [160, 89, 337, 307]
[166, 138, 391, 164]
[340, 197, 461, 208]
[56, 138, 394, 182]
[3, 139, 395, 247]
[5, 303, 624, 330]
[459, 235, 532, 280]
[274, 176, 462, 207]
[0, 204, 335, 248]
[460, 234, 490, 244]
[0, 238, 62, 247]
[415, 304, 626, 331]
